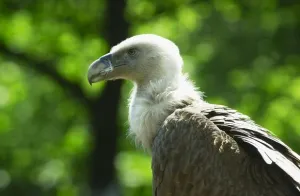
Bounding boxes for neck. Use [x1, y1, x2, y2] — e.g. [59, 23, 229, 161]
[135, 74, 181, 97]
[128, 74, 203, 150]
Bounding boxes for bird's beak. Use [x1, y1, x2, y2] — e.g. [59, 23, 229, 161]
[87, 53, 113, 85]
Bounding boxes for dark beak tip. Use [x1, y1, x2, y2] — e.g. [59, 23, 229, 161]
[87, 74, 92, 86]
[88, 76, 95, 86]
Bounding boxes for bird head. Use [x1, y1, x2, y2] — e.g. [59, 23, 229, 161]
[87, 34, 183, 85]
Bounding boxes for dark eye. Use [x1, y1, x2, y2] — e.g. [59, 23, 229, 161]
[127, 48, 137, 56]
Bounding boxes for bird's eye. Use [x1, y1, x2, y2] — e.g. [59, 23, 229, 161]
[127, 48, 137, 56]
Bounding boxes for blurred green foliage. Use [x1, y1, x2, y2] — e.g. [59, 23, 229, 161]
[0, 0, 299, 195]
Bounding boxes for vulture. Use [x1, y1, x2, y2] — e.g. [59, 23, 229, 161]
[87, 34, 300, 196]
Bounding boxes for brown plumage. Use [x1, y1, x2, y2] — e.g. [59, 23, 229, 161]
[87, 34, 300, 196]
[152, 103, 300, 195]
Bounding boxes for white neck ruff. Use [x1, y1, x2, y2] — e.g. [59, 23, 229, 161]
[128, 74, 203, 150]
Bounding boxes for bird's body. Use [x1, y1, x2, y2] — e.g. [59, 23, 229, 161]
[87, 34, 300, 196]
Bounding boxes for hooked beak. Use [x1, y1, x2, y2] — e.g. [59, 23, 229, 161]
[87, 53, 113, 85]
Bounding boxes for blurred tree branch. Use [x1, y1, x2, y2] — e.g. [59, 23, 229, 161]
[0, 0, 129, 190]
[0, 43, 90, 107]
[87, 0, 128, 195]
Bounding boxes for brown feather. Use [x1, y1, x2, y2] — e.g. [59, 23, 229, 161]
[152, 104, 300, 196]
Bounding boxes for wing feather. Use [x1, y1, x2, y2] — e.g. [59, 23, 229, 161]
[203, 104, 300, 189]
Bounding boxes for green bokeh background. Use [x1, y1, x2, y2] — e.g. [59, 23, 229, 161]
[0, 0, 299, 195]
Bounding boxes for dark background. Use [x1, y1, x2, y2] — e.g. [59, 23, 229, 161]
[0, 0, 299, 195]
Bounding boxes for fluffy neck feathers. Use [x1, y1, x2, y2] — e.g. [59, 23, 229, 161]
[128, 74, 203, 150]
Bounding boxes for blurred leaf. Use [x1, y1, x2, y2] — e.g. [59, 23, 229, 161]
[116, 151, 152, 187]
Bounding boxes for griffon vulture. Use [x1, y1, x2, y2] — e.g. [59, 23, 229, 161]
[87, 34, 300, 196]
